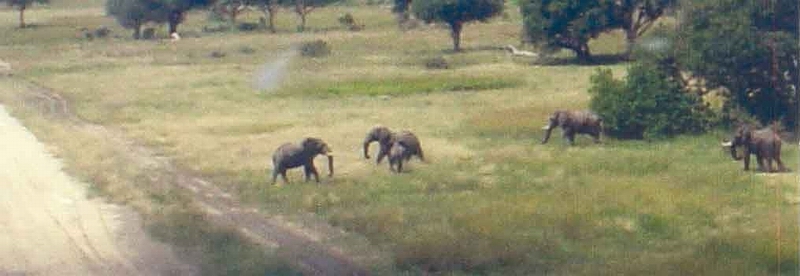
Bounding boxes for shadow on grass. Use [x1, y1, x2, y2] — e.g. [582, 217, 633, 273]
[538, 53, 631, 66]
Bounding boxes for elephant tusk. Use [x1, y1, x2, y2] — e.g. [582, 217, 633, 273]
[541, 125, 551, 130]
[720, 141, 733, 147]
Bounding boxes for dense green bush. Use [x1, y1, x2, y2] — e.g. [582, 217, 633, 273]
[589, 62, 712, 139]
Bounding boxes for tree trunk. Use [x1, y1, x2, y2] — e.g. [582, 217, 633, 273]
[18, 5, 26, 28]
[133, 22, 143, 39]
[268, 5, 277, 33]
[450, 21, 463, 52]
[295, 1, 306, 32]
[624, 27, 637, 59]
[168, 10, 182, 35]
[575, 43, 592, 64]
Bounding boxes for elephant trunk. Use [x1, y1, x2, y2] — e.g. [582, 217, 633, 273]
[363, 137, 373, 159]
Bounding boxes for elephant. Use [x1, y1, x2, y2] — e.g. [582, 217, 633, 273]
[541, 110, 603, 145]
[363, 126, 425, 164]
[721, 125, 787, 172]
[363, 126, 394, 163]
[388, 141, 408, 173]
[271, 137, 334, 184]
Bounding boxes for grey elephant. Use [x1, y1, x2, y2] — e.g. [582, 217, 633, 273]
[721, 124, 787, 172]
[388, 141, 408, 173]
[541, 110, 603, 145]
[363, 126, 425, 164]
[271, 137, 334, 184]
[363, 126, 394, 163]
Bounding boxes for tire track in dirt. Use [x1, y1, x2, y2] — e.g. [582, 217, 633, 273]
[10, 78, 389, 275]
[0, 103, 196, 275]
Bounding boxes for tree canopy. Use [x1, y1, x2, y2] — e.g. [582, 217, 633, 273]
[676, 0, 798, 130]
[107, 0, 213, 38]
[520, 0, 675, 62]
[412, 0, 504, 51]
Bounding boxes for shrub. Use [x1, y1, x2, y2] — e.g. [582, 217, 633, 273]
[237, 22, 260, 32]
[589, 62, 712, 139]
[423, 56, 449, 69]
[299, 40, 331, 57]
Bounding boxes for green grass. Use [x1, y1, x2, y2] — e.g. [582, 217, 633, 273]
[298, 74, 524, 96]
[0, 2, 797, 275]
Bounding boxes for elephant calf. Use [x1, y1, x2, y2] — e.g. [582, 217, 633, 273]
[388, 141, 408, 173]
[721, 125, 788, 173]
[363, 126, 425, 166]
[541, 110, 603, 145]
[271, 137, 334, 184]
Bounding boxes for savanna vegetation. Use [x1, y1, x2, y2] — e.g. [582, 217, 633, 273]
[0, 0, 797, 274]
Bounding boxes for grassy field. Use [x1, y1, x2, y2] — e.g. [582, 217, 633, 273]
[0, 2, 798, 275]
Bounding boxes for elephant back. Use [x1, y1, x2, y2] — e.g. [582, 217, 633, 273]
[394, 131, 420, 148]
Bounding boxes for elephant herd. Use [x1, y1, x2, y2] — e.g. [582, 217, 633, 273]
[270, 110, 791, 184]
[271, 126, 424, 184]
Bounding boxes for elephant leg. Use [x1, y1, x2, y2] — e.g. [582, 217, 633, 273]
[309, 165, 320, 182]
[376, 147, 389, 164]
[271, 168, 280, 184]
[775, 154, 787, 172]
[591, 130, 601, 143]
[766, 158, 775, 173]
[755, 155, 766, 172]
[416, 147, 425, 162]
[280, 170, 289, 184]
[563, 128, 575, 145]
[397, 159, 403, 173]
[743, 154, 750, 171]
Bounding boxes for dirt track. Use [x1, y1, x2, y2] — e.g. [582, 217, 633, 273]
[0, 105, 197, 275]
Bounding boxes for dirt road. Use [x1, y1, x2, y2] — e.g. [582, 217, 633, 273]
[0, 105, 197, 275]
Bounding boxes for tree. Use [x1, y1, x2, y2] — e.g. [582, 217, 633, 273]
[107, 0, 213, 38]
[412, 0, 504, 51]
[520, 0, 676, 62]
[2, 0, 49, 28]
[609, 0, 676, 57]
[676, 0, 798, 131]
[157, 0, 214, 34]
[252, 0, 281, 33]
[106, 0, 167, 39]
[214, 0, 249, 24]
[280, 0, 337, 32]
[392, 0, 411, 23]
[520, 0, 610, 62]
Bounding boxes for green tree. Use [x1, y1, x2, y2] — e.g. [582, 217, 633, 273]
[106, 0, 167, 39]
[676, 0, 798, 130]
[392, 0, 411, 23]
[2, 0, 49, 28]
[106, 0, 213, 38]
[412, 0, 504, 51]
[609, 0, 676, 57]
[520, 0, 610, 62]
[281, 0, 338, 32]
[157, 0, 214, 34]
[520, 0, 676, 62]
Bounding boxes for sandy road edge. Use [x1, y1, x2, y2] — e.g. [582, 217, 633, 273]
[0, 75, 394, 275]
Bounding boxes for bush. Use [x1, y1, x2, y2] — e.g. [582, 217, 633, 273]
[237, 22, 260, 32]
[423, 56, 449, 69]
[299, 40, 331, 57]
[589, 62, 712, 140]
